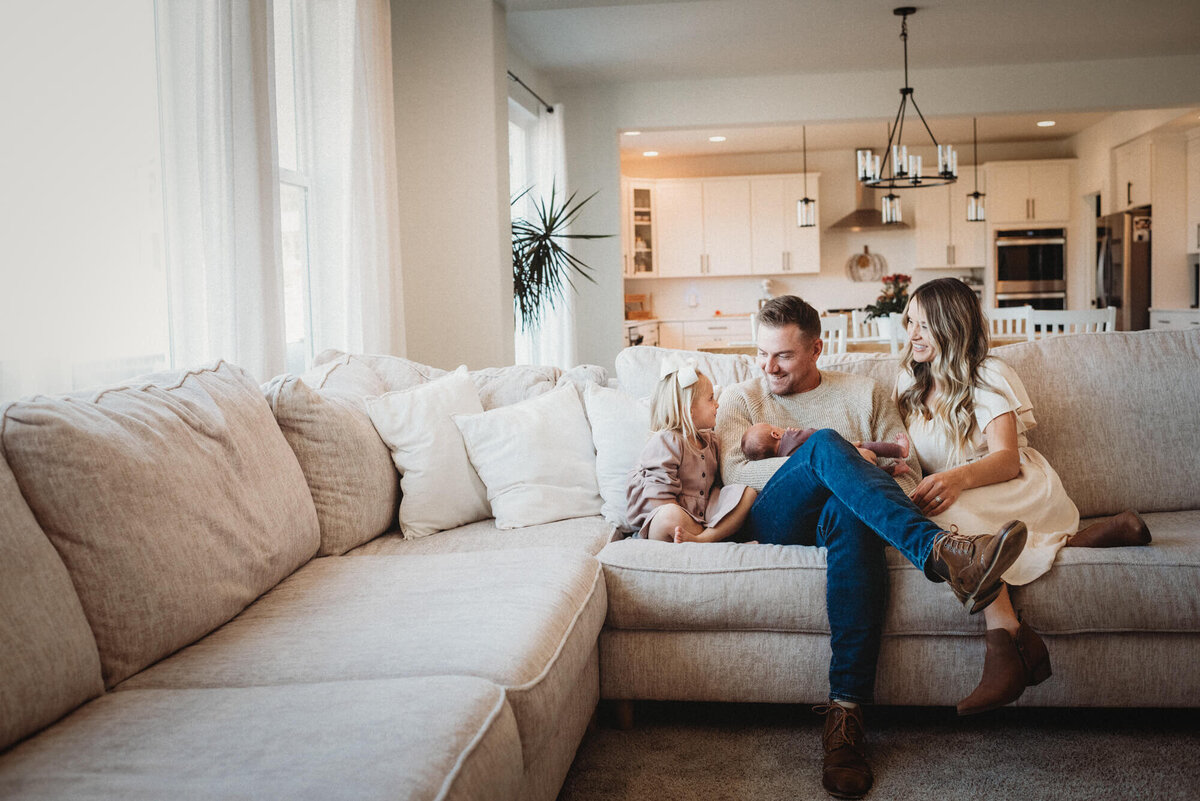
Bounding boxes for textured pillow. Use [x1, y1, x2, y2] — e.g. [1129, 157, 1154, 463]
[0, 361, 320, 687]
[0, 448, 103, 751]
[454, 383, 602, 529]
[367, 368, 491, 538]
[582, 383, 651, 532]
[615, 346, 758, 399]
[265, 375, 399, 555]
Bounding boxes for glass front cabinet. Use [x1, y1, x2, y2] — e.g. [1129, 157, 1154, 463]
[622, 179, 657, 277]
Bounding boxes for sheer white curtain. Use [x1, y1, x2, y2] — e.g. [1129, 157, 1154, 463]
[515, 103, 577, 369]
[302, 0, 400, 359]
[155, 0, 287, 382]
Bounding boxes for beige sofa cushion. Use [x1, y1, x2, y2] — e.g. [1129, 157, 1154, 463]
[1, 362, 319, 687]
[0, 676, 522, 801]
[993, 329, 1200, 517]
[0, 449, 104, 751]
[265, 375, 399, 555]
[120, 548, 607, 767]
[615, 346, 758, 398]
[348, 515, 617, 557]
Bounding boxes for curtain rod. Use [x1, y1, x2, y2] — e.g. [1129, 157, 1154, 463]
[507, 70, 554, 113]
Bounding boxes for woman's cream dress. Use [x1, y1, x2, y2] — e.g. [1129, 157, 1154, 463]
[895, 357, 1079, 585]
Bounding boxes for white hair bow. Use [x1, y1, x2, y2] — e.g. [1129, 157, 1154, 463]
[659, 355, 699, 389]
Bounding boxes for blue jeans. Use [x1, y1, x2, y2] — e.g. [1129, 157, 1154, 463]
[743, 428, 944, 703]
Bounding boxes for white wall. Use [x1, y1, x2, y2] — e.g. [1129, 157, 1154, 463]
[391, 0, 512, 369]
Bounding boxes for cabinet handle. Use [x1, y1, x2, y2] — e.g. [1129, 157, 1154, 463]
[1031, 198, 1036, 219]
[1127, 181, 1132, 206]
[783, 251, 790, 272]
[1025, 198, 1031, 219]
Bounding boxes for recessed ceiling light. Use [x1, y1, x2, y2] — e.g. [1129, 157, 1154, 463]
[1036, 120, 1056, 127]
[709, 136, 727, 142]
[642, 151, 659, 157]
[624, 130, 642, 136]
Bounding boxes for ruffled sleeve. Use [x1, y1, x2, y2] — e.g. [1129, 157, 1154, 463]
[973, 357, 1037, 436]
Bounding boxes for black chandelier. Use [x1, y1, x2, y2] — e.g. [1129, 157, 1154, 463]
[797, 126, 816, 227]
[966, 117, 986, 222]
[856, 7, 957, 196]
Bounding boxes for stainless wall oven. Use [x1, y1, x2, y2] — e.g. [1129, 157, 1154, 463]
[994, 227, 1067, 307]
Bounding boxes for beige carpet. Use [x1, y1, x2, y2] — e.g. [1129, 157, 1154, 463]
[558, 701, 1200, 800]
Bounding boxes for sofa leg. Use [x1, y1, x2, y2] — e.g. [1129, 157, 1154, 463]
[613, 699, 635, 730]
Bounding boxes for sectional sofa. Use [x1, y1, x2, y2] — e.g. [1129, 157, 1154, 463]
[2, 329, 1198, 800]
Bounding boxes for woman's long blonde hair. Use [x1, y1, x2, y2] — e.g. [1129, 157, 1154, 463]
[649, 370, 711, 452]
[896, 278, 992, 464]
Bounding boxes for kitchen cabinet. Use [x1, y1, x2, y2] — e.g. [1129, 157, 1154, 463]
[750, 175, 821, 274]
[1149, 308, 1200, 331]
[657, 322, 684, 349]
[1187, 130, 1200, 252]
[986, 160, 1073, 223]
[914, 181, 986, 269]
[681, 318, 753, 350]
[621, 179, 657, 277]
[655, 178, 752, 277]
[623, 320, 659, 347]
[1113, 137, 1153, 212]
[654, 180, 705, 277]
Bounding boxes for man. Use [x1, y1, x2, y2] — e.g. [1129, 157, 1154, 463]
[716, 295, 1027, 799]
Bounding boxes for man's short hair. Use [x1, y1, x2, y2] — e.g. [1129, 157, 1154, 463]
[756, 295, 820, 341]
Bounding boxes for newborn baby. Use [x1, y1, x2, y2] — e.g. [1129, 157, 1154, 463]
[741, 423, 910, 476]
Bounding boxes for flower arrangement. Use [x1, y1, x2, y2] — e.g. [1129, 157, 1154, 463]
[863, 273, 912, 321]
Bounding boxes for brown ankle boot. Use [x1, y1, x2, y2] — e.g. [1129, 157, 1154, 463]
[1070, 509, 1151, 548]
[815, 701, 873, 799]
[924, 521, 1028, 614]
[957, 620, 1052, 716]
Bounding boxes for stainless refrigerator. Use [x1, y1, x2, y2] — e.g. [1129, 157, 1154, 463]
[1095, 207, 1151, 330]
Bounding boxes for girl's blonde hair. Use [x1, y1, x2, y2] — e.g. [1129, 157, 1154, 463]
[896, 278, 993, 465]
[649, 369, 711, 451]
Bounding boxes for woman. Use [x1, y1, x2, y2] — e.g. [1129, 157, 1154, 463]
[894, 278, 1149, 715]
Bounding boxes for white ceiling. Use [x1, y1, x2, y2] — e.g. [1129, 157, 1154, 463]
[507, 0, 1200, 159]
[508, 0, 1200, 85]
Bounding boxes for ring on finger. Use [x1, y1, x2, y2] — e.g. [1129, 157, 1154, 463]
[934, 496, 943, 504]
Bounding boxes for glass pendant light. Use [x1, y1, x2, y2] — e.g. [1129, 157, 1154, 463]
[797, 126, 817, 227]
[966, 117, 986, 222]
[882, 192, 903, 224]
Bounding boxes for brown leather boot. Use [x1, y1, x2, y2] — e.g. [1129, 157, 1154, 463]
[1069, 509, 1151, 548]
[957, 620, 1052, 716]
[924, 521, 1028, 614]
[815, 701, 873, 799]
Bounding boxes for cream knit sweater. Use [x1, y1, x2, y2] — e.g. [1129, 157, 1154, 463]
[716, 371, 921, 494]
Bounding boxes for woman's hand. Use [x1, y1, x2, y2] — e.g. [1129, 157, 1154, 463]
[910, 470, 969, 517]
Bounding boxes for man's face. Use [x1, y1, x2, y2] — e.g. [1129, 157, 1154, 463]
[756, 323, 822, 396]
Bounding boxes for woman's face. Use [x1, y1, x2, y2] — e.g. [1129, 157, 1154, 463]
[690, 376, 719, 430]
[906, 299, 938, 364]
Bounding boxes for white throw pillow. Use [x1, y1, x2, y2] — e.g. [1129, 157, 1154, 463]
[453, 383, 602, 529]
[366, 368, 490, 538]
[582, 383, 651, 532]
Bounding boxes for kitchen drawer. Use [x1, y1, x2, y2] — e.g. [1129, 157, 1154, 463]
[624, 321, 660, 347]
[1149, 309, 1200, 331]
[682, 319, 752, 339]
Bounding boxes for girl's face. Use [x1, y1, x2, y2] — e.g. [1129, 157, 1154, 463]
[906, 299, 938, 364]
[690, 376, 719, 430]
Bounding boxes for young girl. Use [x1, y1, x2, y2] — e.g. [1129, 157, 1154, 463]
[626, 357, 757, 543]
[896, 278, 1150, 716]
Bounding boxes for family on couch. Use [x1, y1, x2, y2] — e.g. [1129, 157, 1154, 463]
[624, 283, 1150, 800]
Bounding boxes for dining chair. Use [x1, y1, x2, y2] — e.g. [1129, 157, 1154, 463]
[1029, 307, 1118, 337]
[985, 305, 1035, 341]
[819, 314, 848, 355]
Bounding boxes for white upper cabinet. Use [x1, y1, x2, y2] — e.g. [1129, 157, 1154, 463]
[1188, 130, 1200, 253]
[654, 180, 705, 277]
[701, 179, 752, 275]
[621, 179, 657, 277]
[1113, 137, 1153, 211]
[914, 180, 986, 269]
[749, 175, 821, 275]
[985, 160, 1073, 223]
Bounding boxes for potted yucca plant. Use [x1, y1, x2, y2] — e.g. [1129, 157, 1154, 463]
[512, 185, 611, 332]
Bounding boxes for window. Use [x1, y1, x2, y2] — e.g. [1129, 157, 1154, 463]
[274, 0, 315, 376]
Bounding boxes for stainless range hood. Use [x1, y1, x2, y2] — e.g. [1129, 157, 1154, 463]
[827, 180, 909, 231]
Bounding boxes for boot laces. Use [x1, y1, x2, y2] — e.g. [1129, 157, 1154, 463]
[813, 703, 865, 753]
[931, 525, 973, 561]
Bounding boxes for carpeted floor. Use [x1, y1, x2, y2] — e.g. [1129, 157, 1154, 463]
[557, 701, 1200, 800]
